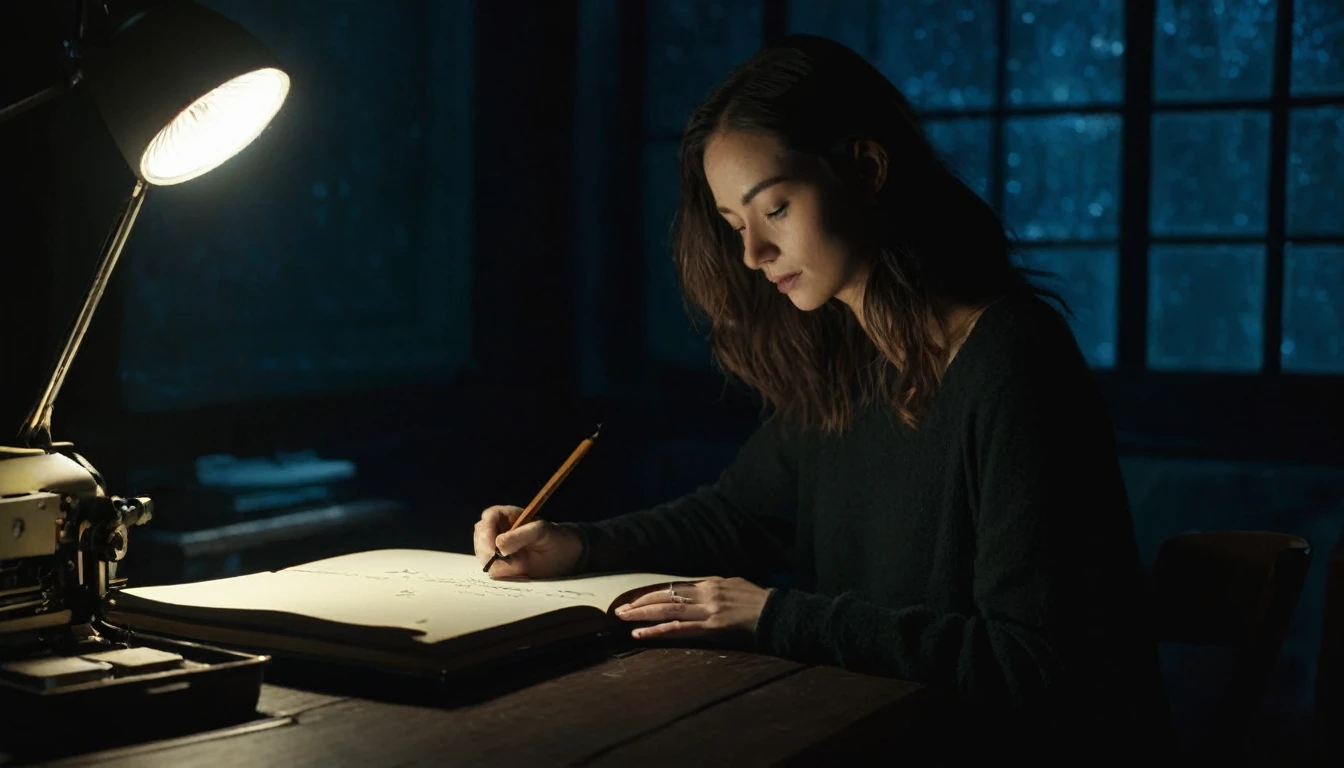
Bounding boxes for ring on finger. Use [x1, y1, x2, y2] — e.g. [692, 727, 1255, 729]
[668, 582, 694, 604]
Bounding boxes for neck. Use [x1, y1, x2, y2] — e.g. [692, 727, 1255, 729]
[836, 262, 871, 329]
[844, 287, 984, 372]
[939, 303, 987, 366]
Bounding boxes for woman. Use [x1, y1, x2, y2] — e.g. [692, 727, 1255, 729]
[473, 35, 1171, 755]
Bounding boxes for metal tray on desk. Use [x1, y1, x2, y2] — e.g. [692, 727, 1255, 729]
[0, 624, 269, 758]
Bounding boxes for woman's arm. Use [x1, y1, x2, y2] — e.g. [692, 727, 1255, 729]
[753, 340, 1140, 721]
[558, 414, 800, 580]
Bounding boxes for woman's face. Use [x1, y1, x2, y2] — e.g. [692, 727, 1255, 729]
[703, 130, 871, 313]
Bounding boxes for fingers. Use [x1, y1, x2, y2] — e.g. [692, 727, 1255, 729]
[621, 581, 699, 611]
[615, 577, 754, 640]
[482, 505, 523, 530]
[473, 524, 495, 567]
[474, 505, 522, 566]
[614, 600, 704, 623]
[614, 581, 704, 622]
[495, 520, 547, 557]
[631, 620, 711, 640]
[482, 555, 529, 580]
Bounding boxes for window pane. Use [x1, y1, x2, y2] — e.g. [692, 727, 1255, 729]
[1003, 114, 1123, 241]
[874, 0, 998, 110]
[1006, 0, 1125, 106]
[1287, 106, 1344, 236]
[924, 118, 993, 202]
[1282, 245, 1344, 374]
[1147, 245, 1266, 372]
[1292, 0, 1344, 96]
[787, 0, 871, 58]
[1150, 111, 1271, 236]
[1014, 247, 1119, 367]
[1153, 0, 1277, 103]
[646, 1, 763, 137]
[644, 142, 708, 365]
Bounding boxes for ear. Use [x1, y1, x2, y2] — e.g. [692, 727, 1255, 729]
[849, 139, 888, 196]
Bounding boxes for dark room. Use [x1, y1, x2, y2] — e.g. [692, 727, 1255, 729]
[1, 0, 1342, 764]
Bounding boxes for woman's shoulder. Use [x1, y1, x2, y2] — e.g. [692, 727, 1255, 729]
[976, 289, 1076, 346]
[955, 289, 1093, 394]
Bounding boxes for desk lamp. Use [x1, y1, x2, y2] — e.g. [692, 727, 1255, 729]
[0, 0, 289, 633]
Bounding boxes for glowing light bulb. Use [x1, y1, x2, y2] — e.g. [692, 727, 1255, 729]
[139, 67, 290, 186]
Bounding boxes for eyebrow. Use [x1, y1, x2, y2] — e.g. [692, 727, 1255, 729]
[717, 175, 793, 214]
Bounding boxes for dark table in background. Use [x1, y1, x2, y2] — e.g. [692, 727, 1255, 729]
[23, 648, 934, 767]
[128, 498, 410, 585]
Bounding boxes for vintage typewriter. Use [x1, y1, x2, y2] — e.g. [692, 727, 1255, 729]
[0, 441, 269, 753]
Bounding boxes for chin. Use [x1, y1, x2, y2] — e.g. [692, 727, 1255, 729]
[787, 291, 829, 312]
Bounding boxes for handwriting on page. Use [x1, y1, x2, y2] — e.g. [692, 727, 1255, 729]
[288, 568, 598, 602]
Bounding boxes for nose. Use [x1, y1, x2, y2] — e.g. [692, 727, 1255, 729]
[741, 226, 778, 271]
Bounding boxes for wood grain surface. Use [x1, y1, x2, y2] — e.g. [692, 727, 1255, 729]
[20, 649, 926, 768]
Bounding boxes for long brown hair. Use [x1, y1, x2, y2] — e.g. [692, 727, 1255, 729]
[673, 34, 1060, 433]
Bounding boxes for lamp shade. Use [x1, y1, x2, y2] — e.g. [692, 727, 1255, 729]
[82, 1, 290, 186]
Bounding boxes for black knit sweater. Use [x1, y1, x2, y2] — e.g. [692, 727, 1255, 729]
[563, 291, 1172, 752]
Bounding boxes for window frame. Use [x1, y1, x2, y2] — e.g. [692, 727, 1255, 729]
[637, 0, 1344, 465]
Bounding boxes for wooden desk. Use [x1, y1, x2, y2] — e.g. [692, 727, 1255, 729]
[25, 648, 932, 767]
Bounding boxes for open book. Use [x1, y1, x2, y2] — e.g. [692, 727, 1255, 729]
[104, 549, 698, 676]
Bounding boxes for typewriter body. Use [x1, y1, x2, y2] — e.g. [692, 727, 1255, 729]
[0, 445, 267, 754]
[0, 446, 149, 640]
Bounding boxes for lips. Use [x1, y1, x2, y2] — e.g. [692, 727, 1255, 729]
[773, 272, 800, 294]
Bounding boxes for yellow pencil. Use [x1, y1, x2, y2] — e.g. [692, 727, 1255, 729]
[483, 424, 601, 572]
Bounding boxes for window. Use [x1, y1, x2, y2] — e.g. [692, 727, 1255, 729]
[643, 0, 1341, 382]
[795, 0, 1127, 369]
[789, 0, 1125, 368]
[1146, 0, 1344, 375]
[118, 0, 476, 411]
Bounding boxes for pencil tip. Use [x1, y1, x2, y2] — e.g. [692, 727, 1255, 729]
[591, 423, 603, 439]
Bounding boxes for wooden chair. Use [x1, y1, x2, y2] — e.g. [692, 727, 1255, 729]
[1314, 528, 1344, 764]
[1149, 531, 1312, 760]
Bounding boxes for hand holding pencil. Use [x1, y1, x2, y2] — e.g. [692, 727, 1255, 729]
[472, 425, 600, 579]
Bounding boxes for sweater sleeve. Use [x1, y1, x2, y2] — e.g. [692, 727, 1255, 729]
[557, 415, 799, 580]
[753, 330, 1117, 718]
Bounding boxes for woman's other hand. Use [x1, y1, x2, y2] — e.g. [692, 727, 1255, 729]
[613, 577, 772, 640]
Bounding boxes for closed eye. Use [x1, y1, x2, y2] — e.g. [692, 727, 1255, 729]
[727, 202, 787, 234]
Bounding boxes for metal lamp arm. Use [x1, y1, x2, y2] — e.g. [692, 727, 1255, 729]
[0, 0, 101, 125]
[0, 72, 83, 125]
[18, 180, 148, 449]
